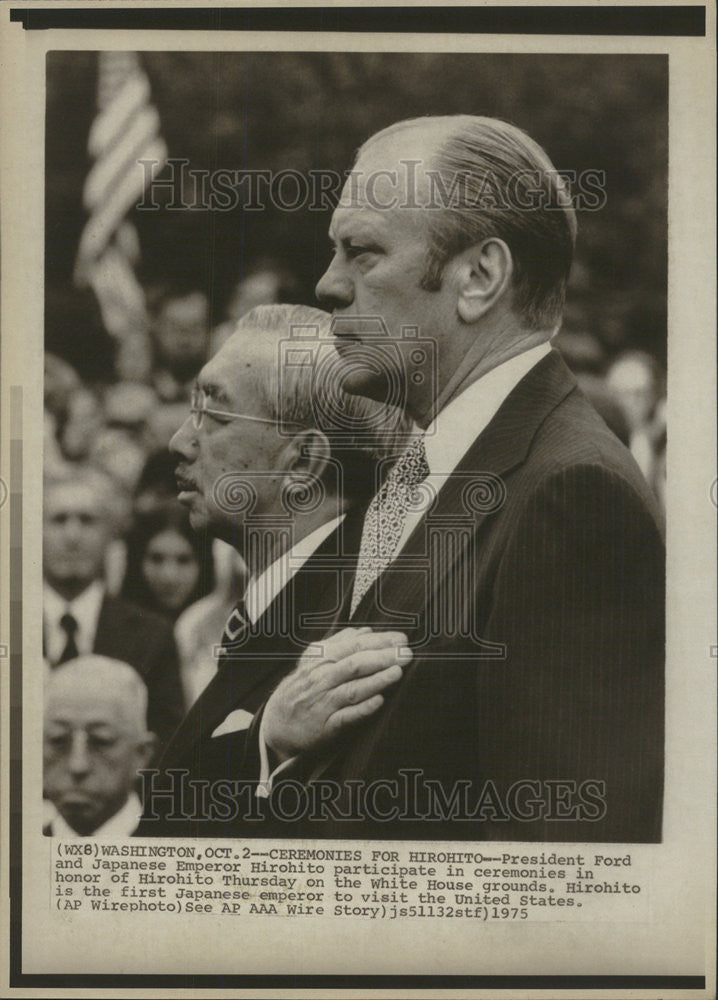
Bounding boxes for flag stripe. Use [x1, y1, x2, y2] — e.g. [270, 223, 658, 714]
[78, 136, 167, 261]
[74, 51, 166, 382]
[88, 74, 151, 158]
[84, 106, 164, 210]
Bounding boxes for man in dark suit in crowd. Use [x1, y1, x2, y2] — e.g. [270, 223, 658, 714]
[139, 304, 412, 835]
[44, 656, 156, 836]
[43, 466, 184, 752]
[259, 116, 665, 842]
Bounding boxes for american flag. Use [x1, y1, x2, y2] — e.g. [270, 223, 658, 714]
[74, 52, 167, 380]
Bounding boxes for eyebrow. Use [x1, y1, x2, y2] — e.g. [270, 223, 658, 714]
[45, 717, 118, 729]
[329, 211, 390, 246]
[328, 231, 386, 253]
[198, 380, 233, 407]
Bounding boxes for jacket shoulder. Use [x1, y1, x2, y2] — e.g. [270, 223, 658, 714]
[100, 595, 174, 634]
[525, 384, 659, 508]
[95, 597, 177, 667]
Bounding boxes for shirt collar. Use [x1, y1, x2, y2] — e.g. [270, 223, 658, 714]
[423, 343, 551, 477]
[44, 581, 106, 663]
[44, 579, 105, 623]
[49, 792, 142, 838]
[244, 514, 346, 624]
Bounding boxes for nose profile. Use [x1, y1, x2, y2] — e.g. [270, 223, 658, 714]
[315, 255, 354, 310]
[169, 417, 197, 460]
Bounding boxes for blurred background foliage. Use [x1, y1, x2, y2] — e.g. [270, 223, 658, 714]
[46, 51, 667, 381]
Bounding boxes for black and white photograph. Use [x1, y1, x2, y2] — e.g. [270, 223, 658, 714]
[42, 47, 668, 843]
[1, 3, 715, 994]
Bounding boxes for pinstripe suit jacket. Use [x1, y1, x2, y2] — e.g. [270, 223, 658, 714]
[280, 350, 665, 842]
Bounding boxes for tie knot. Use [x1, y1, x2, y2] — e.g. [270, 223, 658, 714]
[60, 612, 78, 637]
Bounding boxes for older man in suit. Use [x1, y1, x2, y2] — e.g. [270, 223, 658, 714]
[260, 116, 665, 842]
[139, 304, 412, 835]
[43, 466, 185, 752]
[44, 657, 156, 836]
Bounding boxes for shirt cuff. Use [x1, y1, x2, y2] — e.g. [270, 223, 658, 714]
[256, 714, 298, 798]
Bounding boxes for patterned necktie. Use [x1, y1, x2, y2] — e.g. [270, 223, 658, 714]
[350, 435, 430, 616]
[57, 612, 80, 665]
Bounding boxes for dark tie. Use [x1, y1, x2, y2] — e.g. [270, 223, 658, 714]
[57, 612, 80, 665]
[217, 599, 250, 657]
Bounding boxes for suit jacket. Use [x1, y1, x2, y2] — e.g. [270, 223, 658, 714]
[272, 350, 665, 842]
[138, 512, 364, 836]
[92, 595, 185, 753]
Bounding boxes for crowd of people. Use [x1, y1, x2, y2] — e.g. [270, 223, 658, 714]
[44, 281, 255, 714]
[42, 119, 667, 840]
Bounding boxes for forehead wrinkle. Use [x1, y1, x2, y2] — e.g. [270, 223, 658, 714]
[332, 203, 392, 231]
[330, 202, 423, 250]
[199, 334, 279, 424]
[45, 714, 119, 731]
[45, 702, 138, 736]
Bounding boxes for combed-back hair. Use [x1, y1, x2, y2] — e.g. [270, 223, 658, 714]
[359, 115, 577, 331]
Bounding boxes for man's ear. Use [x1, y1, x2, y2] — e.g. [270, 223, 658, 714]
[455, 237, 513, 323]
[280, 429, 332, 489]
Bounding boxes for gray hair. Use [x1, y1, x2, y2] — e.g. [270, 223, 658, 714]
[45, 656, 149, 734]
[43, 463, 131, 536]
[237, 304, 412, 462]
[359, 115, 577, 332]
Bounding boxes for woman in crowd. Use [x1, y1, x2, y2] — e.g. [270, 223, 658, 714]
[121, 501, 214, 623]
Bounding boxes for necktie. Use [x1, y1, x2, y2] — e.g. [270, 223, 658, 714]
[350, 435, 430, 616]
[57, 612, 79, 665]
[218, 598, 250, 656]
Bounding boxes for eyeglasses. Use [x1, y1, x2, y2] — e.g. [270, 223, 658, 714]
[189, 387, 304, 431]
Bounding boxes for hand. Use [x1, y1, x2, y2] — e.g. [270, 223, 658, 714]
[263, 627, 412, 764]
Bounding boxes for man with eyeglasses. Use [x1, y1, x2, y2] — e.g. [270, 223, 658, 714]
[44, 657, 156, 837]
[140, 304, 412, 835]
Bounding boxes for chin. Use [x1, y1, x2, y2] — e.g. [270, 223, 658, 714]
[344, 370, 402, 409]
[58, 802, 102, 835]
[187, 508, 209, 533]
[48, 569, 96, 591]
[338, 365, 375, 396]
[335, 344, 406, 406]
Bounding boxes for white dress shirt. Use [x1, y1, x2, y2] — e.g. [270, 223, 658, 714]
[394, 342, 551, 557]
[47, 792, 142, 838]
[43, 580, 105, 665]
[245, 514, 346, 625]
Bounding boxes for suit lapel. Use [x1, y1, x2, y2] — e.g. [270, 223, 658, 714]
[158, 622, 293, 771]
[93, 595, 125, 656]
[351, 350, 577, 626]
[158, 513, 363, 770]
[215, 510, 364, 708]
[305, 352, 577, 784]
